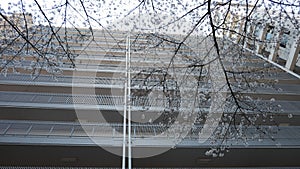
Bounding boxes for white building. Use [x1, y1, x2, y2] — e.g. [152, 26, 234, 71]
[219, 5, 300, 74]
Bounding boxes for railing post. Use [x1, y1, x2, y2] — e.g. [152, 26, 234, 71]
[70, 125, 75, 137]
[3, 123, 12, 135]
[47, 125, 54, 137]
[25, 124, 33, 136]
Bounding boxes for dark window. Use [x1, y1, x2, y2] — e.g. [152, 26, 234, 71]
[280, 31, 290, 48]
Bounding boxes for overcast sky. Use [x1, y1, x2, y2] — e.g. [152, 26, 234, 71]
[0, 0, 298, 35]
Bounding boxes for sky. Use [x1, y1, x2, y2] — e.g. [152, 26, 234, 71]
[0, 0, 209, 35]
[0, 0, 298, 35]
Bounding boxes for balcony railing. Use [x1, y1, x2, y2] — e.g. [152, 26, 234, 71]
[0, 120, 300, 147]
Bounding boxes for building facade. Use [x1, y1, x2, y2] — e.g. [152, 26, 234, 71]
[0, 13, 300, 168]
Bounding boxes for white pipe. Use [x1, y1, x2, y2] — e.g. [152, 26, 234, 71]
[127, 34, 132, 169]
[122, 35, 129, 169]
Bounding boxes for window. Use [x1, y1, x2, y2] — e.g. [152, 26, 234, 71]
[265, 25, 274, 41]
[280, 31, 290, 48]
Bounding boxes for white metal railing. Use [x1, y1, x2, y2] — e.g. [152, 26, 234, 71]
[0, 91, 178, 108]
[1, 120, 300, 147]
[1, 90, 300, 114]
[0, 120, 169, 138]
